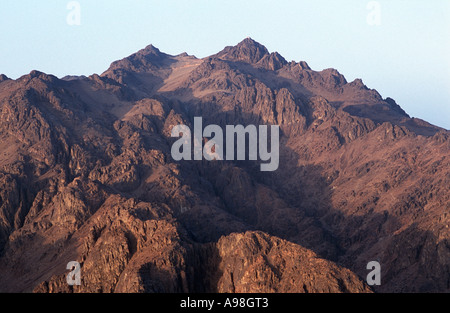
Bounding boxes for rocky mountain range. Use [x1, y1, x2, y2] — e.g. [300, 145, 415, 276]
[0, 38, 448, 293]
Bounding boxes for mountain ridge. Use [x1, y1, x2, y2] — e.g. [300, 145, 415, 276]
[0, 38, 448, 293]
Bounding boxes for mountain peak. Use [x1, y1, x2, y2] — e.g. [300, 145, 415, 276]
[348, 78, 368, 90]
[240, 36, 264, 47]
[104, 44, 169, 74]
[257, 51, 288, 71]
[140, 44, 163, 56]
[0, 74, 9, 82]
[214, 37, 270, 64]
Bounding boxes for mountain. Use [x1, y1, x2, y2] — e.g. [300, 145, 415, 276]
[0, 38, 448, 293]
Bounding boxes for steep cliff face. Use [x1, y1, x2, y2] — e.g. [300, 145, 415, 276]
[0, 38, 448, 293]
[214, 231, 371, 293]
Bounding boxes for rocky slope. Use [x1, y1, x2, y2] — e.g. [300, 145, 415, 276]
[0, 38, 448, 293]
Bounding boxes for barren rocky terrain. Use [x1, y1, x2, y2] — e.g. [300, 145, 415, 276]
[0, 38, 448, 292]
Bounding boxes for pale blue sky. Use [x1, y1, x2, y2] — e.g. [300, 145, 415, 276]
[0, 0, 449, 129]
